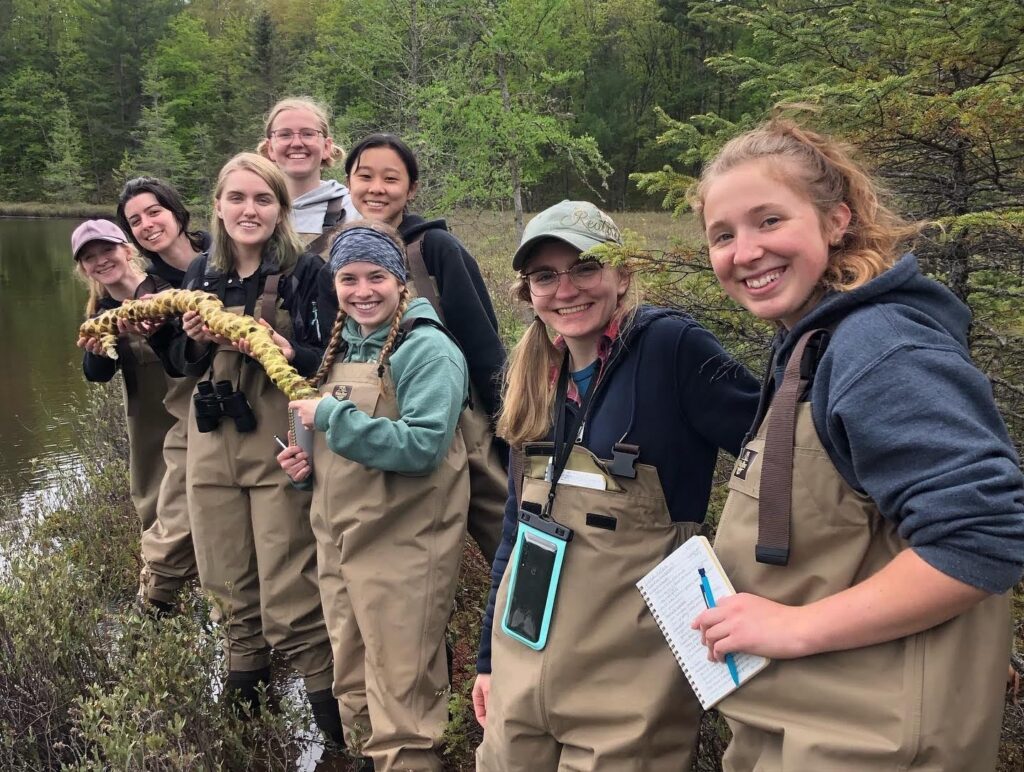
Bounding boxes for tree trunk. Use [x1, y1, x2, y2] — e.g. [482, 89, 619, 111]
[495, 51, 524, 236]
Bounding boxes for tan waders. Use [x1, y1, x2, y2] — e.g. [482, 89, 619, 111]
[714, 330, 1011, 771]
[310, 359, 469, 770]
[139, 373, 199, 605]
[477, 445, 703, 771]
[407, 236, 507, 564]
[186, 293, 333, 692]
[119, 333, 175, 533]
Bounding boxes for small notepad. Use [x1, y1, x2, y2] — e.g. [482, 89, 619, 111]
[636, 535, 770, 709]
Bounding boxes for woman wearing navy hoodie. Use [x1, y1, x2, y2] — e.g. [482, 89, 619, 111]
[473, 201, 760, 771]
[690, 119, 1024, 770]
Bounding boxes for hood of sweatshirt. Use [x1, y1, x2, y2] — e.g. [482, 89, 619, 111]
[774, 253, 971, 368]
[399, 213, 450, 243]
[340, 296, 439, 361]
[292, 180, 359, 233]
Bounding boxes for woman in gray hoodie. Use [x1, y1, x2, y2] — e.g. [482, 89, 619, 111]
[257, 97, 359, 248]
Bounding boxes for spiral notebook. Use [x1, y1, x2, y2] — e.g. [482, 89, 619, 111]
[637, 535, 770, 709]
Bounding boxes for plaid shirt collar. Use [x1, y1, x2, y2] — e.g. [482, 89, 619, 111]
[549, 313, 625, 404]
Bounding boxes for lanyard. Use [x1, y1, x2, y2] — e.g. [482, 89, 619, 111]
[544, 349, 599, 516]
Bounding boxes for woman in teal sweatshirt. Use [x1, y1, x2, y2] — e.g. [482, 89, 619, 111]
[279, 220, 470, 772]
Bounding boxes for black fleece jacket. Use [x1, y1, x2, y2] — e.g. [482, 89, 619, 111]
[169, 249, 336, 379]
[399, 214, 506, 421]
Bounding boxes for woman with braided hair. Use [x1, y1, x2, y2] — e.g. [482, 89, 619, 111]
[168, 152, 344, 749]
[280, 220, 470, 771]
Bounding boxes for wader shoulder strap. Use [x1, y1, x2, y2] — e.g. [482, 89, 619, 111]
[260, 273, 282, 325]
[756, 328, 830, 566]
[306, 199, 347, 257]
[394, 316, 473, 409]
[406, 235, 445, 323]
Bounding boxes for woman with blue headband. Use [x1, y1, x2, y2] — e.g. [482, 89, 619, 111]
[279, 220, 471, 771]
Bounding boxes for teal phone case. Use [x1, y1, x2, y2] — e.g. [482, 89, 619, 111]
[500, 521, 568, 651]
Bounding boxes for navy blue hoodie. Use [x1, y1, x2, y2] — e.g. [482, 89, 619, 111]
[775, 254, 1024, 593]
[476, 306, 761, 671]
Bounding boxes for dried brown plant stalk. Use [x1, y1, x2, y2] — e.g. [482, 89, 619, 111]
[78, 289, 318, 400]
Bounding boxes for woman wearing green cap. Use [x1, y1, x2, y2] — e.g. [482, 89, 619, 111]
[473, 201, 760, 770]
[279, 220, 470, 771]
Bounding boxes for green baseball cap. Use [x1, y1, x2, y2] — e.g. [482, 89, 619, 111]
[512, 200, 622, 271]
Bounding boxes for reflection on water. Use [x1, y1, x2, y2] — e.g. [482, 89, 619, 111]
[0, 217, 91, 516]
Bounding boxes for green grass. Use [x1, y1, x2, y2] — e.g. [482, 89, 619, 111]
[0, 202, 115, 219]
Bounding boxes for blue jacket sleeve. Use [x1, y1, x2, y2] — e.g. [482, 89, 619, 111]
[476, 472, 519, 673]
[822, 343, 1024, 593]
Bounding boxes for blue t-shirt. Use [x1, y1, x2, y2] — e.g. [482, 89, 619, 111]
[571, 359, 599, 397]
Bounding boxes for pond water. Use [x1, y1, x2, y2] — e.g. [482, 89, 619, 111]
[0, 217, 91, 515]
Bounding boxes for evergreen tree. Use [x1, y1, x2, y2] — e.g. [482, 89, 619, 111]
[42, 98, 92, 202]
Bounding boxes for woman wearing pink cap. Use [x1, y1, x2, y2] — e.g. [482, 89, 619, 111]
[74, 219, 180, 569]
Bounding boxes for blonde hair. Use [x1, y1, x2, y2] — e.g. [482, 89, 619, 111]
[257, 97, 346, 168]
[691, 117, 920, 291]
[210, 153, 305, 274]
[74, 242, 148, 317]
[311, 220, 409, 388]
[497, 257, 639, 449]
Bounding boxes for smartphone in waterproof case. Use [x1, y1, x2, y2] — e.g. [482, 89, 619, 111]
[501, 515, 569, 650]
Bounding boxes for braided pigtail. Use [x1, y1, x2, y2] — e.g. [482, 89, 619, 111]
[310, 308, 348, 388]
[375, 287, 411, 387]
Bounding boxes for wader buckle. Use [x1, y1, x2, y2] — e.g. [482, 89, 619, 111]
[609, 443, 640, 479]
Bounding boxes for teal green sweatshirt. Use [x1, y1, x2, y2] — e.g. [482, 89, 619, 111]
[313, 297, 469, 474]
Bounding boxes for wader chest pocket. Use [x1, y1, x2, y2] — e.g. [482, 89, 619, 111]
[501, 509, 572, 650]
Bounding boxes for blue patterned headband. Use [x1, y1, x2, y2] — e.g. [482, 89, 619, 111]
[328, 226, 408, 283]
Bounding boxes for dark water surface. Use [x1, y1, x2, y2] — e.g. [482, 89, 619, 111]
[0, 217, 91, 513]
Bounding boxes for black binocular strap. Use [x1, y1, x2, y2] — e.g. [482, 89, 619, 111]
[756, 328, 826, 566]
[406, 236, 443, 323]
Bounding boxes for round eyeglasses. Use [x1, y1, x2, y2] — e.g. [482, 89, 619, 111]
[524, 260, 605, 296]
[269, 128, 325, 143]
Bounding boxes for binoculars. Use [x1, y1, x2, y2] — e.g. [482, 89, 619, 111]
[193, 379, 258, 433]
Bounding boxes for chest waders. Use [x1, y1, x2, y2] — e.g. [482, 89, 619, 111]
[136, 275, 200, 606]
[308, 358, 469, 770]
[138, 368, 200, 606]
[407, 235, 507, 563]
[185, 274, 333, 694]
[715, 330, 1011, 771]
[117, 275, 178, 534]
[478, 353, 703, 772]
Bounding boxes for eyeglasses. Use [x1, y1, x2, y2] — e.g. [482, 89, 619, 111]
[524, 260, 605, 296]
[268, 128, 325, 143]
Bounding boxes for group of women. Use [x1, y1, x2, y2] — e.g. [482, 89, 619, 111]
[73, 95, 1023, 772]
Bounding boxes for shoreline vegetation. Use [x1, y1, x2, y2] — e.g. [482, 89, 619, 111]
[0, 202, 116, 219]
[0, 211, 1021, 769]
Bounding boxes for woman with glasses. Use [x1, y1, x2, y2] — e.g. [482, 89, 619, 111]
[258, 97, 359, 247]
[115, 177, 208, 616]
[473, 200, 760, 771]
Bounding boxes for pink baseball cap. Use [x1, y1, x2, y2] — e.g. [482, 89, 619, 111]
[72, 219, 128, 260]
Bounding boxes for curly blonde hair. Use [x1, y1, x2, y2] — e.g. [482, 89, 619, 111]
[691, 118, 920, 291]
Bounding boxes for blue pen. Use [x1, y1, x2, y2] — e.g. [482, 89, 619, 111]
[698, 567, 741, 687]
